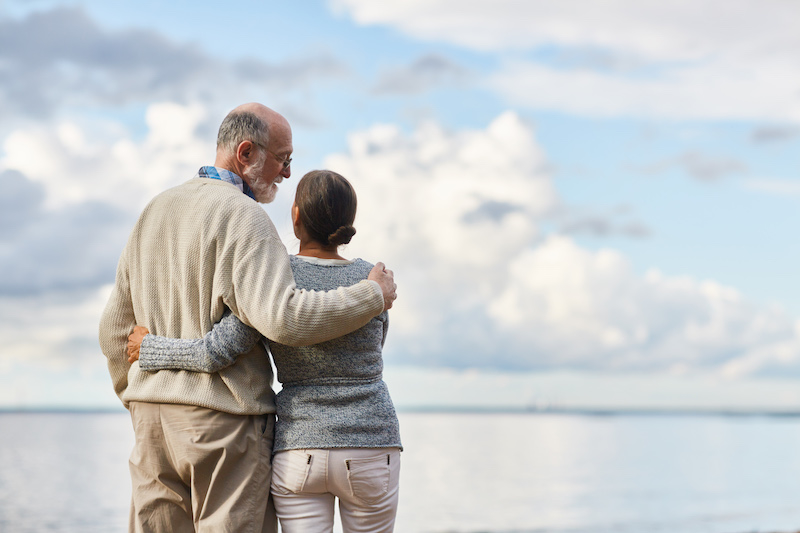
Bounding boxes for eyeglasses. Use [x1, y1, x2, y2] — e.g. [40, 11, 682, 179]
[270, 150, 292, 170]
[251, 141, 292, 170]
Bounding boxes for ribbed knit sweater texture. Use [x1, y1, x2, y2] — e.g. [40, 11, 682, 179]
[98, 177, 384, 415]
[139, 256, 402, 451]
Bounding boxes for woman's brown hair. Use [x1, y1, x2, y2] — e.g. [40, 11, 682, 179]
[294, 170, 357, 247]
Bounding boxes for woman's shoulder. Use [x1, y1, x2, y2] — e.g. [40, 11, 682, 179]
[350, 257, 374, 271]
[289, 255, 373, 270]
[288, 256, 375, 289]
[336, 257, 374, 278]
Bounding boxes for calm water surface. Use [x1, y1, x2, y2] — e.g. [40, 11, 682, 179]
[2, 411, 800, 532]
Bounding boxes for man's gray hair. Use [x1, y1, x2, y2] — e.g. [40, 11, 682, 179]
[216, 111, 270, 154]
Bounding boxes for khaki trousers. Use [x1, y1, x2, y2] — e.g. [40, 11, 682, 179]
[128, 402, 276, 533]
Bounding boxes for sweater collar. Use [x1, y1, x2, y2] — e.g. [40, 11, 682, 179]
[195, 166, 256, 200]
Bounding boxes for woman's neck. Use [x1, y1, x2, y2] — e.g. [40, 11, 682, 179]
[297, 240, 346, 260]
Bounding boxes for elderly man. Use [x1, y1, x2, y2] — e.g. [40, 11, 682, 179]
[99, 103, 396, 533]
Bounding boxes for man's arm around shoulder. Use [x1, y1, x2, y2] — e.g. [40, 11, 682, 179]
[223, 206, 396, 346]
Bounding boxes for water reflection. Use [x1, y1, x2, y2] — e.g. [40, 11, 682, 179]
[0, 412, 132, 533]
[3, 411, 800, 532]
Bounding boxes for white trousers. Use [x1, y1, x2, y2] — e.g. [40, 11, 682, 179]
[271, 447, 401, 533]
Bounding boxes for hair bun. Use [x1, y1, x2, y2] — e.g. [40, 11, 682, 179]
[328, 225, 356, 246]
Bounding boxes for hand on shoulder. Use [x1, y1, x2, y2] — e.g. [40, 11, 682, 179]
[368, 262, 397, 311]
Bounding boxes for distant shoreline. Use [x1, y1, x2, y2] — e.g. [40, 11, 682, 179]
[400, 405, 800, 418]
[5, 405, 800, 418]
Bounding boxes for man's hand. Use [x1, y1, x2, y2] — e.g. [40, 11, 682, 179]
[127, 326, 149, 364]
[368, 262, 397, 311]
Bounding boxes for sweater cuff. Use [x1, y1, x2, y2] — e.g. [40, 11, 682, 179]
[138, 334, 207, 372]
[360, 279, 385, 314]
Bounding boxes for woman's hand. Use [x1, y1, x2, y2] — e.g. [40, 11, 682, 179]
[127, 326, 149, 364]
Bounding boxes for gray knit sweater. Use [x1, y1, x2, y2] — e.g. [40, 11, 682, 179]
[139, 255, 402, 452]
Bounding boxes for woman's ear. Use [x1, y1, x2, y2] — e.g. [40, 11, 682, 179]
[291, 203, 302, 239]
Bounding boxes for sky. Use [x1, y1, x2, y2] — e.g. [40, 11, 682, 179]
[3, 0, 800, 410]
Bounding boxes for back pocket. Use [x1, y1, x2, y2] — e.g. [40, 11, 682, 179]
[346, 453, 391, 504]
[271, 450, 313, 495]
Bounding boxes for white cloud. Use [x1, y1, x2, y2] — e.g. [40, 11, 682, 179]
[490, 236, 800, 376]
[324, 112, 557, 354]
[333, 0, 800, 60]
[2, 102, 211, 210]
[0, 102, 217, 406]
[743, 178, 800, 197]
[0, 100, 228, 410]
[0, 285, 121, 408]
[0, 102, 213, 296]
[322, 113, 800, 376]
[372, 54, 470, 95]
[631, 151, 748, 181]
[0, 286, 112, 370]
[0, 7, 351, 120]
[333, 0, 800, 121]
[327, 111, 556, 270]
[488, 60, 800, 122]
[488, 61, 800, 121]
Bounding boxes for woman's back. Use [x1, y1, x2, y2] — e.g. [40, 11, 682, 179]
[271, 257, 386, 385]
[271, 255, 401, 452]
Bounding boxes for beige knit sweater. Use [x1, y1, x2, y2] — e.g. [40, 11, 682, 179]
[98, 178, 384, 415]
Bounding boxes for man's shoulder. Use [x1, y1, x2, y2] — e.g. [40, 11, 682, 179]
[157, 178, 253, 204]
[148, 179, 268, 221]
[132, 179, 275, 250]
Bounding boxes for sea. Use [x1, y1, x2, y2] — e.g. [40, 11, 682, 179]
[2, 410, 800, 533]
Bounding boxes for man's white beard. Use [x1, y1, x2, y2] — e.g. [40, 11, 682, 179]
[243, 153, 278, 204]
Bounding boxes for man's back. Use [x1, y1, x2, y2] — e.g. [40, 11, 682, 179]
[101, 177, 278, 414]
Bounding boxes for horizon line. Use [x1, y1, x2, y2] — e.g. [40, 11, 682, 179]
[4, 405, 800, 418]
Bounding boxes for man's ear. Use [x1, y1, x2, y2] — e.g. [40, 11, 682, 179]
[235, 141, 256, 165]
